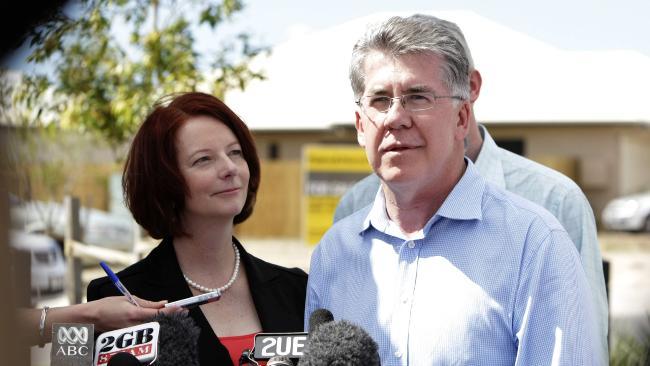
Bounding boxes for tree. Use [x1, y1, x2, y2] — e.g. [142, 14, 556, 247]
[17, 0, 266, 160]
[1, 70, 96, 236]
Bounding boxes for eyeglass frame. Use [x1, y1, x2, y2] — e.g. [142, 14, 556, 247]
[355, 92, 465, 123]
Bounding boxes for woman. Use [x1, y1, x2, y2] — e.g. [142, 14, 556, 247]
[87, 92, 307, 365]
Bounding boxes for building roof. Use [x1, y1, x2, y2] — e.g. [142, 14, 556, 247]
[225, 10, 650, 131]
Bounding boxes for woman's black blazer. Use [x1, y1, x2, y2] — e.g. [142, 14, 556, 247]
[87, 237, 308, 366]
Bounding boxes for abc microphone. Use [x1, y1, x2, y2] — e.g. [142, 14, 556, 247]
[50, 323, 95, 366]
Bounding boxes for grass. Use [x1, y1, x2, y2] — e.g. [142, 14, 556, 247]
[610, 315, 650, 365]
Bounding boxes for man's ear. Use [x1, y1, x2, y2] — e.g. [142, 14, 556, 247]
[355, 111, 366, 147]
[469, 69, 482, 104]
[455, 101, 471, 141]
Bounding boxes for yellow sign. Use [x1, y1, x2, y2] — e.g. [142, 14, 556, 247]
[302, 145, 372, 244]
[304, 146, 372, 172]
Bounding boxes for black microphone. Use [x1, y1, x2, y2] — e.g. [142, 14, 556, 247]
[94, 312, 200, 366]
[107, 352, 141, 366]
[95, 322, 159, 365]
[245, 309, 333, 364]
[299, 320, 380, 366]
[267, 355, 294, 366]
[149, 312, 200, 366]
[307, 309, 333, 333]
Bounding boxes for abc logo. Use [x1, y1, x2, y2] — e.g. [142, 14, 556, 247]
[57, 326, 89, 345]
[52, 324, 93, 360]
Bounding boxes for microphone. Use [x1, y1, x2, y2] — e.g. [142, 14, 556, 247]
[251, 332, 307, 360]
[50, 323, 95, 366]
[245, 309, 334, 364]
[94, 322, 159, 365]
[107, 352, 140, 366]
[307, 309, 333, 333]
[267, 355, 294, 366]
[149, 312, 200, 366]
[299, 320, 380, 366]
[93, 312, 200, 366]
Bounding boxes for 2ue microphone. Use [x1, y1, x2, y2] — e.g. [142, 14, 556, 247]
[241, 308, 335, 364]
[243, 309, 381, 366]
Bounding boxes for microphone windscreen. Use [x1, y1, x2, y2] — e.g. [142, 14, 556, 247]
[106, 352, 140, 366]
[307, 309, 333, 333]
[149, 312, 200, 366]
[299, 320, 380, 366]
[267, 355, 294, 366]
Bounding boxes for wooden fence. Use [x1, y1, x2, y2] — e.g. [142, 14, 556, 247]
[236, 160, 303, 238]
[63, 196, 152, 304]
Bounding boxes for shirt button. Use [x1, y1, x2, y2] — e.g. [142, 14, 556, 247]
[407, 241, 415, 249]
[395, 350, 403, 358]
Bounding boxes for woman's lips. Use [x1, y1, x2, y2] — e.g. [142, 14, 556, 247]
[213, 187, 241, 195]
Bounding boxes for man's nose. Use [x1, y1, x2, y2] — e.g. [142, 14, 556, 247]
[382, 98, 412, 129]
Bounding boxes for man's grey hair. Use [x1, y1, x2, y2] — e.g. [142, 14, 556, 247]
[350, 14, 474, 100]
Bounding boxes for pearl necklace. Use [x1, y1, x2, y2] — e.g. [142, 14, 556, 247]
[183, 242, 240, 294]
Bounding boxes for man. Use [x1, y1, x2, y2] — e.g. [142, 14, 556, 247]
[305, 14, 601, 365]
[333, 14, 609, 363]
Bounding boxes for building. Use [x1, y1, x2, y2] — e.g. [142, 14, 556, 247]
[225, 10, 650, 239]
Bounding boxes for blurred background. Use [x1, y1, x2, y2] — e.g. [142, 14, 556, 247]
[1, 0, 649, 364]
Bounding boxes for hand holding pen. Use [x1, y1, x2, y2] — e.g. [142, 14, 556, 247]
[100, 261, 141, 307]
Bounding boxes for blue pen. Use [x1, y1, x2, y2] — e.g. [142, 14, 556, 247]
[100, 261, 141, 307]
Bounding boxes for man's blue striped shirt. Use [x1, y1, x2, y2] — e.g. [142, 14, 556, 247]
[305, 159, 599, 365]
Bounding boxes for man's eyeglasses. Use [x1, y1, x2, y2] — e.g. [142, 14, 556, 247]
[355, 92, 465, 124]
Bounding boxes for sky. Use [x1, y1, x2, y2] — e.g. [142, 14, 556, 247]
[230, 0, 650, 56]
[3, 0, 649, 70]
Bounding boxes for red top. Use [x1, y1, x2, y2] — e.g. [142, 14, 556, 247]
[219, 332, 265, 366]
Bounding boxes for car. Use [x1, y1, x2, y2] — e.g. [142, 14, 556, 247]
[601, 191, 650, 232]
[10, 199, 135, 251]
[10, 230, 66, 294]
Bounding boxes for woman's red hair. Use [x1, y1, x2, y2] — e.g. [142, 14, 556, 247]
[122, 92, 260, 239]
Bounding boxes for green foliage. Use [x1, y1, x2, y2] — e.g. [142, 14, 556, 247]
[15, 0, 266, 160]
[610, 315, 650, 366]
[610, 335, 650, 365]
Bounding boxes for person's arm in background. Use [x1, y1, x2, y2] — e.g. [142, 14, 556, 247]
[555, 188, 609, 361]
[333, 174, 380, 223]
[19, 296, 185, 346]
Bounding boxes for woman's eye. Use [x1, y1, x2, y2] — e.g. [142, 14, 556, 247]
[192, 156, 210, 166]
[229, 149, 243, 157]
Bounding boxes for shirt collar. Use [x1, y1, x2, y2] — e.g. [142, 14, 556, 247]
[435, 158, 485, 221]
[474, 124, 506, 189]
[360, 158, 485, 236]
[361, 186, 391, 234]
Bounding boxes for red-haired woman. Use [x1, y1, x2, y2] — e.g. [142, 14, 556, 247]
[87, 92, 307, 365]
